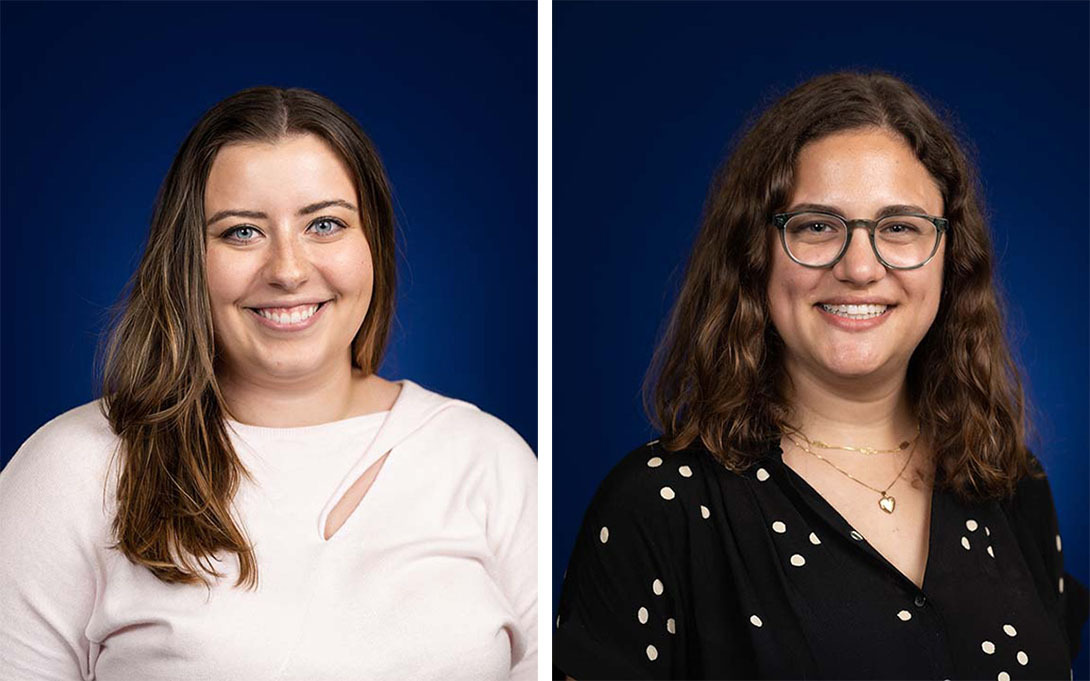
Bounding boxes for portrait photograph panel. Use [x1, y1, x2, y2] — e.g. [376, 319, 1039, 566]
[552, 1, 1088, 679]
[1, 2, 536, 679]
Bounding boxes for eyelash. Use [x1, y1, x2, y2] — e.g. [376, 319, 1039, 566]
[221, 217, 348, 243]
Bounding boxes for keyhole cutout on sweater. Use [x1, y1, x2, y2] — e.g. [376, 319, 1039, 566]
[324, 452, 390, 540]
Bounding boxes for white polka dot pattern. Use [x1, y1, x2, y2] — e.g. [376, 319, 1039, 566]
[998, 672, 1010, 681]
[567, 429, 1064, 676]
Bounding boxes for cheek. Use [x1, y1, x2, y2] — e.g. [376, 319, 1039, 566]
[204, 248, 247, 304]
[913, 251, 945, 321]
[915, 272, 944, 323]
[324, 237, 374, 300]
[767, 255, 818, 333]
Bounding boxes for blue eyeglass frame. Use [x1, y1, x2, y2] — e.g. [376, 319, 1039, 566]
[771, 210, 950, 270]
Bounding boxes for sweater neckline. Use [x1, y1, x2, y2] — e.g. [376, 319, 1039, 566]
[225, 409, 390, 438]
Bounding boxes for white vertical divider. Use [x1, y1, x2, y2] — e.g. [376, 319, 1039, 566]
[537, 0, 553, 678]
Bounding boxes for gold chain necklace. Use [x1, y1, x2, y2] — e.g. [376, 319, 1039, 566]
[803, 423, 921, 456]
[784, 430, 918, 514]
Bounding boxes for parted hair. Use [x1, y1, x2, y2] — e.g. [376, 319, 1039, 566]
[100, 87, 396, 587]
[647, 71, 1034, 501]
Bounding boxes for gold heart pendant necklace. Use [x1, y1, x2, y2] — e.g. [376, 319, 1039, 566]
[784, 428, 919, 515]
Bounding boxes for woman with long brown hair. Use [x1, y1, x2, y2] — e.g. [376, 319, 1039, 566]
[0, 87, 536, 680]
[554, 72, 1086, 679]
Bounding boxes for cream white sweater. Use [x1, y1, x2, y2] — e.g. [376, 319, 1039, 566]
[0, 380, 537, 681]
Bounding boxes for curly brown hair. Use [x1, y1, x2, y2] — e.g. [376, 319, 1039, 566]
[100, 87, 396, 587]
[646, 71, 1034, 502]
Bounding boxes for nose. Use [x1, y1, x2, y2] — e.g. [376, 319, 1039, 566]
[263, 235, 310, 290]
[831, 224, 885, 285]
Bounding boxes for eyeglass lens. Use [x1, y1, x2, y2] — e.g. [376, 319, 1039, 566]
[783, 213, 938, 268]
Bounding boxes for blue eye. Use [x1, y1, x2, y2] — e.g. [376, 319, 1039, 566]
[309, 217, 346, 236]
[223, 225, 260, 243]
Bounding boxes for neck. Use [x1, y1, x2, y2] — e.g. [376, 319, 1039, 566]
[217, 361, 396, 427]
[783, 356, 916, 447]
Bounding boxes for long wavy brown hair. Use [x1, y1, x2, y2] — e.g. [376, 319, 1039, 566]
[100, 87, 396, 587]
[647, 71, 1034, 501]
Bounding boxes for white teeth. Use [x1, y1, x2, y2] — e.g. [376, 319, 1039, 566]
[820, 303, 888, 319]
[256, 304, 319, 325]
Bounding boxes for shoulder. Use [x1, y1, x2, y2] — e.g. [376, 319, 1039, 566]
[1, 400, 118, 493]
[588, 441, 725, 528]
[595, 439, 749, 509]
[395, 380, 536, 475]
[1005, 452, 1059, 522]
[0, 400, 116, 545]
[440, 403, 534, 456]
[999, 452, 1069, 584]
[11, 400, 115, 449]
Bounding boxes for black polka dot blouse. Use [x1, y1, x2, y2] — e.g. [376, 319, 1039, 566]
[554, 439, 1088, 680]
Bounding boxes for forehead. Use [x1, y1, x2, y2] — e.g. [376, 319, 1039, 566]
[204, 133, 357, 212]
[790, 128, 944, 216]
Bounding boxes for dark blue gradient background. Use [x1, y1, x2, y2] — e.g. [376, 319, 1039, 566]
[553, 1, 1089, 674]
[1, 2, 536, 466]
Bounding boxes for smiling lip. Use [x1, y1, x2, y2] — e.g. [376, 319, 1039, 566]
[246, 300, 330, 331]
[815, 302, 894, 331]
[818, 298, 897, 306]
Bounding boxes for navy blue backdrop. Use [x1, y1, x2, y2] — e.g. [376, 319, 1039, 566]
[553, 1, 1089, 675]
[0, 1, 537, 466]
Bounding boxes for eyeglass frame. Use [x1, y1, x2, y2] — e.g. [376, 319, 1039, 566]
[771, 210, 949, 270]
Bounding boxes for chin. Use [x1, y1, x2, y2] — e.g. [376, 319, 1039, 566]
[820, 350, 889, 379]
[254, 353, 330, 381]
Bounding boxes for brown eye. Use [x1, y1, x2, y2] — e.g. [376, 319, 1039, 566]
[880, 223, 921, 235]
[789, 221, 839, 235]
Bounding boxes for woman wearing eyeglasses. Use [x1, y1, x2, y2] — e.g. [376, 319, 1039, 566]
[554, 71, 1087, 679]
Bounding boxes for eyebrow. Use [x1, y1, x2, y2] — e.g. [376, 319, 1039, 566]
[205, 199, 357, 227]
[784, 203, 933, 219]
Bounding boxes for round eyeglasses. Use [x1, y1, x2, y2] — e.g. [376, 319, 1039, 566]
[772, 211, 948, 270]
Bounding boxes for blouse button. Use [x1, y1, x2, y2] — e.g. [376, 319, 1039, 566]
[913, 594, 927, 608]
